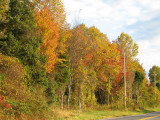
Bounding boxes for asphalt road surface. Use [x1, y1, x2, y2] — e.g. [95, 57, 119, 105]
[100, 112, 160, 120]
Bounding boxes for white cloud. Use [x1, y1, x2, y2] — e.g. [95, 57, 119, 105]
[137, 35, 160, 73]
[138, 0, 160, 10]
[127, 19, 137, 25]
[112, 25, 123, 30]
[62, 0, 160, 29]
[62, 0, 160, 75]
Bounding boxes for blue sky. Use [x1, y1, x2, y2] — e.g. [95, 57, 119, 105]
[62, 0, 160, 76]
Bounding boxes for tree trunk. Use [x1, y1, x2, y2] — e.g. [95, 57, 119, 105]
[67, 57, 72, 109]
[79, 98, 81, 115]
[129, 88, 132, 103]
[91, 89, 93, 105]
[61, 89, 64, 109]
[136, 86, 139, 104]
[108, 93, 110, 106]
[131, 88, 133, 100]
[78, 82, 82, 115]
[58, 90, 60, 102]
[67, 84, 71, 109]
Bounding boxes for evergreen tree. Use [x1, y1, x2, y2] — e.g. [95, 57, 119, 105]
[0, 0, 48, 87]
[133, 71, 144, 103]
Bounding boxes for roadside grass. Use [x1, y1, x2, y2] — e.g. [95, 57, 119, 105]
[50, 106, 160, 120]
[66, 110, 151, 120]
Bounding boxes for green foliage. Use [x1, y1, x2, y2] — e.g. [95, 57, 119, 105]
[134, 71, 144, 87]
[55, 54, 69, 86]
[0, 0, 48, 87]
[47, 53, 70, 104]
[139, 86, 160, 107]
[148, 65, 160, 83]
[156, 83, 160, 91]
[0, 54, 48, 118]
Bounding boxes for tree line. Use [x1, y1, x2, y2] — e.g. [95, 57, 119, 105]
[0, 0, 160, 119]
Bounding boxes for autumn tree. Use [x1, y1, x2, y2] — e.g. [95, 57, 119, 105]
[34, 0, 71, 109]
[35, 8, 59, 73]
[86, 27, 120, 105]
[116, 32, 139, 104]
[67, 24, 90, 110]
[116, 32, 139, 75]
[67, 25, 121, 108]
[34, 0, 68, 61]
[116, 32, 138, 58]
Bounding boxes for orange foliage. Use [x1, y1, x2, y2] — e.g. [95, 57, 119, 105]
[35, 8, 59, 73]
[86, 54, 93, 61]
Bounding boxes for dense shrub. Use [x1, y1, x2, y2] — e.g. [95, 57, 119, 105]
[0, 54, 48, 119]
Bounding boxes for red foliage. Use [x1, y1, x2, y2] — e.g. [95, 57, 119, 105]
[0, 95, 12, 109]
[112, 46, 129, 92]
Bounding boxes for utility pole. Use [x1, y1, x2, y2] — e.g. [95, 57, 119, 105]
[124, 52, 126, 110]
[153, 71, 157, 100]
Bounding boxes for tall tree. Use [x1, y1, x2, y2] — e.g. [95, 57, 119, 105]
[116, 32, 138, 58]
[133, 71, 144, 103]
[35, 7, 59, 73]
[148, 65, 160, 83]
[0, 0, 48, 86]
[116, 32, 139, 106]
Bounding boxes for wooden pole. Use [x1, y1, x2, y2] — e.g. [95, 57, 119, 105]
[124, 52, 126, 110]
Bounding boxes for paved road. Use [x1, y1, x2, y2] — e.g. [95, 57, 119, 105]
[100, 112, 160, 120]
